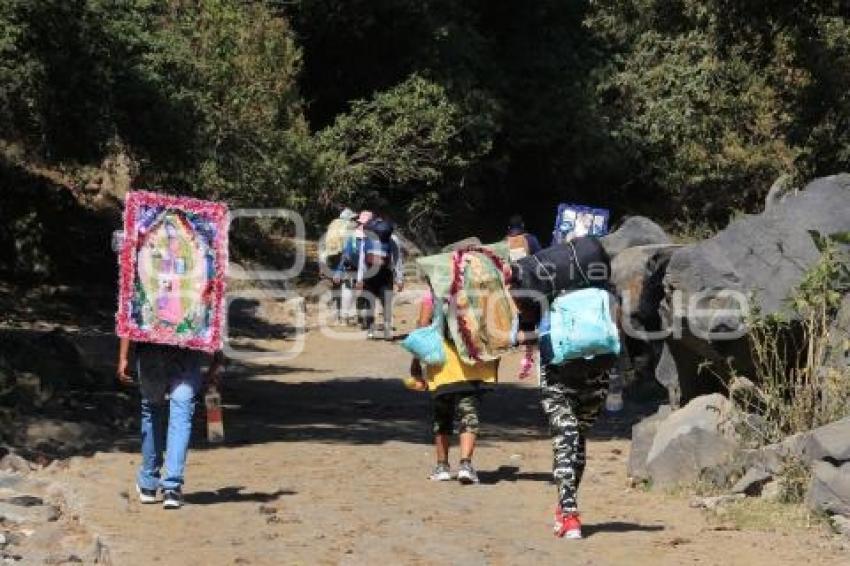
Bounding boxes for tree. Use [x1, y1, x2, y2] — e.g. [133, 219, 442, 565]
[317, 74, 496, 240]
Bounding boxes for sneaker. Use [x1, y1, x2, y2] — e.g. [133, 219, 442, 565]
[457, 461, 479, 485]
[553, 506, 582, 539]
[429, 462, 452, 482]
[162, 489, 183, 509]
[136, 484, 158, 504]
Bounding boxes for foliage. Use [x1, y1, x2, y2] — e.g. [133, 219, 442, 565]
[0, 0, 313, 207]
[3, 0, 850, 241]
[317, 74, 496, 239]
[586, 0, 850, 222]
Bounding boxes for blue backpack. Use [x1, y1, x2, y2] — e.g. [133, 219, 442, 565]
[541, 288, 621, 365]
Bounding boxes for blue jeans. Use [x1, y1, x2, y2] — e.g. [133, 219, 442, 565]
[136, 358, 202, 492]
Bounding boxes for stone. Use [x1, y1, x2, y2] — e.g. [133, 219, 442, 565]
[610, 244, 682, 336]
[832, 514, 850, 538]
[0, 454, 35, 474]
[689, 493, 745, 510]
[644, 394, 739, 487]
[807, 461, 850, 517]
[760, 479, 782, 502]
[799, 417, 850, 464]
[758, 433, 809, 472]
[3, 496, 43, 507]
[654, 342, 681, 407]
[764, 174, 797, 211]
[660, 174, 850, 405]
[601, 216, 672, 259]
[731, 466, 773, 496]
[0, 501, 60, 524]
[627, 405, 673, 482]
[0, 473, 23, 490]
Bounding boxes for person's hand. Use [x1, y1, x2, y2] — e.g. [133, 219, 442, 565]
[395, 282, 404, 293]
[332, 276, 341, 286]
[355, 281, 364, 291]
[116, 357, 133, 385]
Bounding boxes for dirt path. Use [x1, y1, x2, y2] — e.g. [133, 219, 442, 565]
[41, 310, 846, 565]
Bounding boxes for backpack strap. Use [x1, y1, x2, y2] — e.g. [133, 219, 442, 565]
[568, 240, 591, 286]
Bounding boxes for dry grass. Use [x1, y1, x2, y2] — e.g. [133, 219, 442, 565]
[707, 498, 830, 533]
[732, 236, 850, 447]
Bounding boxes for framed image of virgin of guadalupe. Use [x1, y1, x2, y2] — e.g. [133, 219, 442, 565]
[116, 191, 229, 352]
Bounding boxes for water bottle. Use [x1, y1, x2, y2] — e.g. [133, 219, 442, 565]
[605, 367, 624, 413]
[205, 386, 225, 443]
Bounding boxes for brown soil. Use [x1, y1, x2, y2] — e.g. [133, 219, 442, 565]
[37, 300, 847, 566]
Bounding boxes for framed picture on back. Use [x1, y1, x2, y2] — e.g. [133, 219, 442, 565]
[116, 191, 229, 352]
[551, 203, 611, 245]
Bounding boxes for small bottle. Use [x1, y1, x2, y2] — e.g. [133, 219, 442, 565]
[605, 367, 624, 413]
[205, 386, 225, 443]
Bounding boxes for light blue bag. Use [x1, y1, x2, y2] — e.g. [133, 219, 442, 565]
[544, 288, 620, 365]
[400, 301, 446, 366]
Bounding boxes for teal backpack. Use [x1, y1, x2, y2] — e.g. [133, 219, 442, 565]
[543, 287, 621, 365]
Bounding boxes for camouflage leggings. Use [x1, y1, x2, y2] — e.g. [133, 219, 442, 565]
[431, 391, 481, 436]
[540, 358, 611, 513]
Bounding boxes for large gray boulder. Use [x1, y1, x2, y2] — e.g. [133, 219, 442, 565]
[660, 174, 850, 404]
[640, 394, 739, 487]
[800, 417, 850, 463]
[611, 244, 682, 336]
[666, 174, 850, 317]
[807, 461, 850, 517]
[601, 216, 672, 258]
[627, 405, 673, 481]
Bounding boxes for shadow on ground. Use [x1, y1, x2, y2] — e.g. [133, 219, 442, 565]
[1, 321, 650, 463]
[184, 486, 296, 506]
[583, 522, 665, 538]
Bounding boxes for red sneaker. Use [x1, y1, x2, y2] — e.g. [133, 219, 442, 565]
[553, 506, 582, 539]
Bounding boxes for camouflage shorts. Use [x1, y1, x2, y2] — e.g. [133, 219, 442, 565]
[431, 391, 481, 435]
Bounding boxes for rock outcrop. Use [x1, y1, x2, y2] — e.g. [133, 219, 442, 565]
[629, 394, 739, 488]
[659, 174, 850, 405]
[601, 216, 672, 259]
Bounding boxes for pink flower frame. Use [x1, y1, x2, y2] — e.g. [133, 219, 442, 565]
[116, 191, 229, 352]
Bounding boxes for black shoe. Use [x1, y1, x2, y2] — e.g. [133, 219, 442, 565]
[163, 489, 183, 509]
[136, 484, 158, 504]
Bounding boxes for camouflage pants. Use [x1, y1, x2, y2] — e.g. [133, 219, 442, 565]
[432, 391, 481, 436]
[540, 358, 612, 513]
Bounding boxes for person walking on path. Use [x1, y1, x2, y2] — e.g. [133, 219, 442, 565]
[117, 339, 224, 509]
[333, 209, 370, 326]
[322, 208, 357, 324]
[355, 213, 404, 340]
[409, 290, 498, 484]
[511, 237, 619, 539]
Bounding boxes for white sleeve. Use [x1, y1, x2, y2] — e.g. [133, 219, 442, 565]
[356, 241, 367, 283]
[392, 237, 404, 284]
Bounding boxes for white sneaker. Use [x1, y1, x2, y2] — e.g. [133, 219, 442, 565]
[457, 461, 480, 485]
[429, 463, 452, 481]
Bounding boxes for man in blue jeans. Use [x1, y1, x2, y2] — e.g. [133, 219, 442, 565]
[117, 339, 223, 509]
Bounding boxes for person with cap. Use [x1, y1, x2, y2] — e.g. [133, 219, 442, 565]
[354, 212, 404, 340]
[506, 214, 542, 262]
[334, 210, 371, 326]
